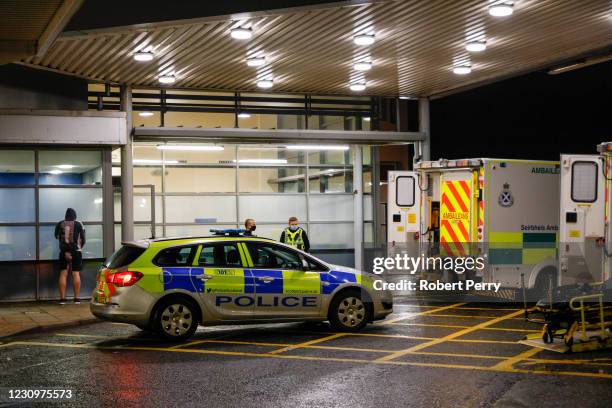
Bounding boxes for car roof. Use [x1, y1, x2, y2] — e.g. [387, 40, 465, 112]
[123, 235, 276, 249]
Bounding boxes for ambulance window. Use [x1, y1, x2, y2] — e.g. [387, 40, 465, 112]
[154, 245, 197, 267]
[571, 161, 598, 203]
[245, 242, 301, 270]
[396, 176, 415, 207]
[198, 243, 242, 267]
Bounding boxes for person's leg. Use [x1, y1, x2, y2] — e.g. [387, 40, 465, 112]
[71, 251, 83, 302]
[72, 272, 81, 301]
[59, 270, 68, 300]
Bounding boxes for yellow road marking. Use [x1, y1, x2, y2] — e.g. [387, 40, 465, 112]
[423, 313, 524, 320]
[376, 309, 525, 362]
[177, 339, 397, 354]
[268, 333, 345, 354]
[378, 302, 466, 325]
[7, 340, 611, 380]
[297, 330, 522, 344]
[386, 322, 538, 333]
[491, 347, 543, 370]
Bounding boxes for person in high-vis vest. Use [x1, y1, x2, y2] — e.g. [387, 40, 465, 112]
[280, 216, 310, 252]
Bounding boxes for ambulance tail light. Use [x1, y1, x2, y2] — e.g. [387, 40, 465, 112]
[414, 232, 420, 240]
[106, 271, 143, 287]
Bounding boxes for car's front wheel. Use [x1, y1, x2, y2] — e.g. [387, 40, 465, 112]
[328, 290, 369, 332]
[153, 298, 199, 341]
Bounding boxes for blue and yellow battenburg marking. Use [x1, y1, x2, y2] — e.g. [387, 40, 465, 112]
[161, 267, 371, 306]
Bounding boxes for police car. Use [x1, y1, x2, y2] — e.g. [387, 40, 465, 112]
[91, 230, 393, 341]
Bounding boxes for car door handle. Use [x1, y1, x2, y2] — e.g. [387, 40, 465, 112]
[258, 276, 275, 283]
[197, 274, 214, 281]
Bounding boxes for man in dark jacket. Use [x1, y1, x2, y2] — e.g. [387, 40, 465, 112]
[279, 216, 310, 252]
[55, 208, 86, 304]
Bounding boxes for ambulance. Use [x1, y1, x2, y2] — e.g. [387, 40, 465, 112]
[559, 143, 611, 287]
[387, 158, 561, 295]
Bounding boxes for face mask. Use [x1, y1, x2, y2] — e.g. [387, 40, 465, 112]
[289, 225, 299, 231]
[250, 225, 256, 231]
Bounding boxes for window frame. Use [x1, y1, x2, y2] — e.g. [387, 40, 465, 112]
[196, 241, 244, 268]
[571, 161, 598, 203]
[152, 244, 198, 267]
[244, 241, 303, 271]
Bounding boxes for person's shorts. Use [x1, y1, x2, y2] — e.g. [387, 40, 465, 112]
[59, 250, 83, 271]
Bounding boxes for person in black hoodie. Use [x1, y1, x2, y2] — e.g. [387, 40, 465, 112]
[55, 208, 86, 304]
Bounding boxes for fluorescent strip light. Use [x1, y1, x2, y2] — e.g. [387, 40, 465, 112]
[363, 117, 371, 122]
[57, 164, 74, 169]
[133, 51, 154, 61]
[238, 112, 251, 118]
[133, 159, 179, 164]
[235, 159, 288, 164]
[156, 145, 224, 151]
[49, 169, 62, 175]
[139, 111, 154, 117]
[286, 145, 350, 151]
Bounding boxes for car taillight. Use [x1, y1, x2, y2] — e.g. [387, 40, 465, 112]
[105, 271, 143, 287]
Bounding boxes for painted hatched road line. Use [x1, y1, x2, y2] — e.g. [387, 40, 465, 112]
[491, 347, 543, 371]
[417, 313, 525, 320]
[182, 339, 398, 354]
[387, 321, 538, 333]
[268, 333, 346, 354]
[376, 309, 526, 362]
[378, 302, 466, 325]
[5, 340, 611, 380]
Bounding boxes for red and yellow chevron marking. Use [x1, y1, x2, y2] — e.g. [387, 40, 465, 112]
[440, 179, 471, 257]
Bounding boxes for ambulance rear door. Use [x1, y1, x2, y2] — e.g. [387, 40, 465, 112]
[387, 171, 421, 243]
[439, 170, 475, 257]
[559, 154, 605, 284]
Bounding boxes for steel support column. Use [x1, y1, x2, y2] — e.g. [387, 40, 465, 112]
[120, 85, 134, 242]
[418, 97, 431, 162]
[353, 145, 364, 271]
[102, 148, 115, 257]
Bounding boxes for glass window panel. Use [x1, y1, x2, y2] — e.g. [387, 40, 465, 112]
[0, 226, 35, 261]
[114, 224, 162, 249]
[165, 224, 236, 237]
[309, 195, 353, 222]
[364, 222, 374, 243]
[134, 145, 161, 161]
[362, 117, 371, 130]
[238, 145, 304, 164]
[165, 168, 236, 193]
[133, 111, 161, 127]
[363, 146, 372, 166]
[164, 112, 235, 128]
[111, 148, 121, 165]
[0, 188, 35, 222]
[364, 195, 373, 222]
[0, 150, 35, 185]
[238, 114, 278, 130]
[572, 162, 597, 203]
[309, 167, 352, 193]
[396, 176, 415, 206]
[133, 194, 163, 223]
[239, 167, 305, 193]
[133, 167, 162, 191]
[364, 169, 372, 193]
[39, 151, 102, 185]
[308, 150, 350, 165]
[39, 224, 103, 260]
[244, 241, 301, 269]
[198, 242, 242, 267]
[165, 196, 237, 223]
[39, 188, 103, 222]
[248, 224, 285, 241]
[277, 115, 305, 129]
[238, 195, 306, 223]
[309, 223, 354, 249]
[162, 144, 236, 164]
[155, 245, 197, 267]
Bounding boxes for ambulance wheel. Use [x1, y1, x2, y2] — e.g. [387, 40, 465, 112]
[153, 297, 199, 341]
[329, 290, 368, 332]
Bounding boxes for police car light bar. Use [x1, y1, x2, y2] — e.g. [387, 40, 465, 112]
[210, 228, 247, 236]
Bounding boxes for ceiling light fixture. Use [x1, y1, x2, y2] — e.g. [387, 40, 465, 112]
[353, 61, 372, 71]
[353, 34, 375, 45]
[231, 27, 252, 40]
[349, 82, 367, 91]
[257, 79, 273, 89]
[134, 159, 179, 164]
[465, 40, 487, 52]
[489, 2, 514, 17]
[158, 75, 176, 84]
[453, 65, 472, 75]
[156, 145, 224, 151]
[286, 145, 350, 151]
[235, 159, 288, 164]
[246, 56, 266, 67]
[49, 169, 62, 175]
[133, 51, 154, 61]
[363, 117, 371, 122]
[139, 111, 154, 117]
[57, 164, 74, 169]
[238, 112, 251, 118]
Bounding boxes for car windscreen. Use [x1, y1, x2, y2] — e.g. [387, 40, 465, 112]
[106, 245, 146, 269]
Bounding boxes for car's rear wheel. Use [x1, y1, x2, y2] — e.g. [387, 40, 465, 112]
[153, 298, 199, 341]
[328, 290, 368, 332]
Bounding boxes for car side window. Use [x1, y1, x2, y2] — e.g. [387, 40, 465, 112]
[302, 254, 329, 272]
[245, 242, 301, 270]
[154, 245, 197, 267]
[198, 242, 242, 267]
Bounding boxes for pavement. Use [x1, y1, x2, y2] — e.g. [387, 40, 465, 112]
[0, 302, 610, 407]
[0, 301, 96, 338]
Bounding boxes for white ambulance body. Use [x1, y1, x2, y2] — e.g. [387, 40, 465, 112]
[388, 158, 560, 292]
[559, 144, 610, 286]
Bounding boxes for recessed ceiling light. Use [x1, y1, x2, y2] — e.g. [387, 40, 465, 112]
[231, 27, 252, 40]
[363, 117, 371, 122]
[57, 164, 74, 169]
[453, 65, 472, 75]
[158, 75, 176, 84]
[257, 79, 273, 89]
[286, 145, 350, 151]
[238, 112, 251, 118]
[49, 169, 62, 175]
[139, 111, 154, 117]
[466, 40, 487, 52]
[398, 96, 413, 100]
[133, 51, 154, 61]
[246, 56, 266, 67]
[353, 34, 375, 45]
[349, 82, 367, 91]
[489, 2, 513, 17]
[156, 145, 224, 151]
[354, 62, 372, 71]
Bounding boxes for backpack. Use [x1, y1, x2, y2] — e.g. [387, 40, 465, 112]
[58, 220, 80, 252]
